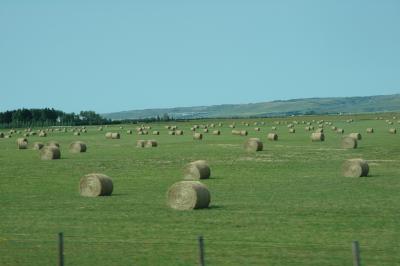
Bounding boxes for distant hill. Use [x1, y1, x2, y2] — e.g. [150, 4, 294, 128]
[102, 94, 400, 120]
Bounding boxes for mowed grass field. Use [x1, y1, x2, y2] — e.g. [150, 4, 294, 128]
[1, 114, 399, 265]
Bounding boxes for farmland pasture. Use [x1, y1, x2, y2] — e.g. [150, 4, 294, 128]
[0, 114, 399, 265]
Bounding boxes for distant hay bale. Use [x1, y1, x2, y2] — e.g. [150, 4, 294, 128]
[229, 124, 235, 128]
[136, 140, 146, 148]
[389, 128, 397, 134]
[240, 130, 248, 136]
[254, 127, 260, 131]
[152, 131, 160, 135]
[311, 132, 325, 142]
[98, 126, 103, 131]
[17, 138, 28, 149]
[4, 135, 11, 138]
[40, 146, 61, 160]
[244, 138, 263, 152]
[105, 132, 112, 139]
[289, 128, 296, 133]
[342, 159, 369, 177]
[366, 128, 374, 133]
[331, 126, 337, 131]
[167, 181, 210, 210]
[168, 131, 176, 135]
[79, 173, 113, 197]
[176, 130, 184, 135]
[315, 128, 324, 133]
[38, 131, 47, 137]
[336, 128, 344, 134]
[193, 133, 203, 140]
[349, 133, 362, 140]
[287, 124, 294, 128]
[111, 132, 120, 139]
[183, 160, 211, 180]
[305, 126, 311, 131]
[0, 132, 4, 138]
[341, 136, 357, 149]
[145, 140, 158, 148]
[74, 132, 80, 136]
[190, 127, 196, 131]
[69, 141, 87, 153]
[212, 130, 221, 135]
[231, 130, 241, 135]
[127, 130, 132, 135]
[33, 142, 44, 150]
[203, 129, 209, 133]
[267, 133, 278, 141]
[271, 126, 277, 131]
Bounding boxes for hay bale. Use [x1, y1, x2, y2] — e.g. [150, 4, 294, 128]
[105, 132, 113, 139]
[267, 133, 278, 141]
[349, 133, 362, 140]
[98, 126, 103, 131]
[0, 132, 4, 138]
[289, 128, 296, 133]
[40, 146, 61, 160]
[305, 126, 311, 131]
[193, 133, 203, 140]
[336, 128, 344, 134]
[244, 138, 263, 152]
[79, 173, 113, 197]
[168, 131, 176, 135]
[341, 136, 357, 149]
[4, 135, 11, 138]
[38, 131, 47, 137]
[271, 126, 277, 131]
[315, 128, 324, 133]
[183, 160, 211, 180]
[111, 132, 120, 139]
[203, 129, 209, 133]
[136, 140, 146, 148]
[212, 130, 221, 135]
[342, 159, 369, 177]
[176, 130, 184, 135]
[152, 131, 160, 135]
[33, 142, 44, 150]
[127, 130, 132, 135]
[167, 181, 210, 210]
[311, 132, 325, 142]
[366, 128, 374, 133]
[254, 127, 260, 131]
[47, 141, 60, 148]
[331, 126, 337, 131]
[231, 130, 241, 135]
[389, 128, 397, 134]
[17, 138, 28, 149]
[145, 140, 158, 148]
[70, 141, 87, 153]
[229, 124, 235, 128]
[74, 132, 80, 136]
[240, 130, 248, 136]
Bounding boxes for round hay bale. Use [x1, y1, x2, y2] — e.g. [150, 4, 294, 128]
[111, 132, 120, 139]
[311, 132, 325, 142]
[229, 124, 235, 128]
[349, 133, 362, 140]
[267, 133, 278, 141]
[136, 140, 146, 148]
[40, 146, 61, 160]
[176, 130, 184, 135]
[336, 128, 344, 134]
[38, 131, 47, 137]
[70, 141, 87, 153]
[105, 132, 112, 139]
[145, 140, 158, 148]
[74, 132, 80, 136]
[203, 129, 209, 133]
[167, 181, 210, 210]
[341, 136, 357, 149]
[289, 128, 296, 133]
[331, 126, 337, 131]
[4, 135, 11, 138]
[366, 128, 374, 133]
[254, 127, 260, 131]
[33, 142, 44, 150]
[231, 130, 240, 135]
[17, 138, 28, 149]
[271, 126, 277, 131]
[342, 159, 369, 177]
[193, 133, 203, 140]
[240, 130, 248, 136]
[152, 131, 160, 135]
[244, 138, 263, 152]
[168, 131, 176, 135]
[79, 173, 113, 197]
[389, 128, 397, 134]
[304, 126, 311, 131]
[127, 130, 132, 135]
[212, 130, 220, 135]
[183, 160, 211, 180]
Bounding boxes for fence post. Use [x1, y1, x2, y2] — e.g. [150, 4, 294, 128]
[58, 232, 64, 266]
[352, 241, 361, 266]
[198, 235, 205, 266]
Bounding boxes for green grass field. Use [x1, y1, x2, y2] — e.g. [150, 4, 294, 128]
[1, 114, 399, 265]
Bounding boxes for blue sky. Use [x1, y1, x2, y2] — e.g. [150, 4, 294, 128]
[0, 1, 399, 113]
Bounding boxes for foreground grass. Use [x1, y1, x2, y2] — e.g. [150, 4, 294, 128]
[0, 114, 399, 265]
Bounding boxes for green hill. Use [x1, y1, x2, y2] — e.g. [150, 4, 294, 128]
[102, 94, 400, 120]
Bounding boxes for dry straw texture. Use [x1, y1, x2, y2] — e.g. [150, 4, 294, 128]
[145, 140, 158, 148]
[70, 141, 87, 153]
[17, 138, 28, 149]
[267, 133, 278, 141]
[79, 173, 113, 197]
[74, 132, 80, 136]
[183, 160, 211, 180]
[212, 130, 221, 135]
[349, 133, 362, 140]
[136, 140, 146, 148]
[311, 132, 325, 142]
[336, 128, 344, 134]
[389, 128, 397, 134]
[342, 159, 369, 177]
[341, 136, 357, 149]
[240, 130, 248, 136]
[111, 132, 120, 139]
[167, 181, 210, 210]
[176, 130, 184, 135]
[105, 132, 113, 139]
[193, 133, 203, 140]
[40, 146, 61, 160]
[244, 138, 263, 152]
[289, 128, 296, 133]
[152, 131, 160, 135]
[366, 128, 374, 133]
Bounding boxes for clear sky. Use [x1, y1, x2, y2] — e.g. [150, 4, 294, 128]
[0, 1, 399, 113]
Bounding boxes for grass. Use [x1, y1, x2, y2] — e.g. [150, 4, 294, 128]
[0, 114, 399, 265]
